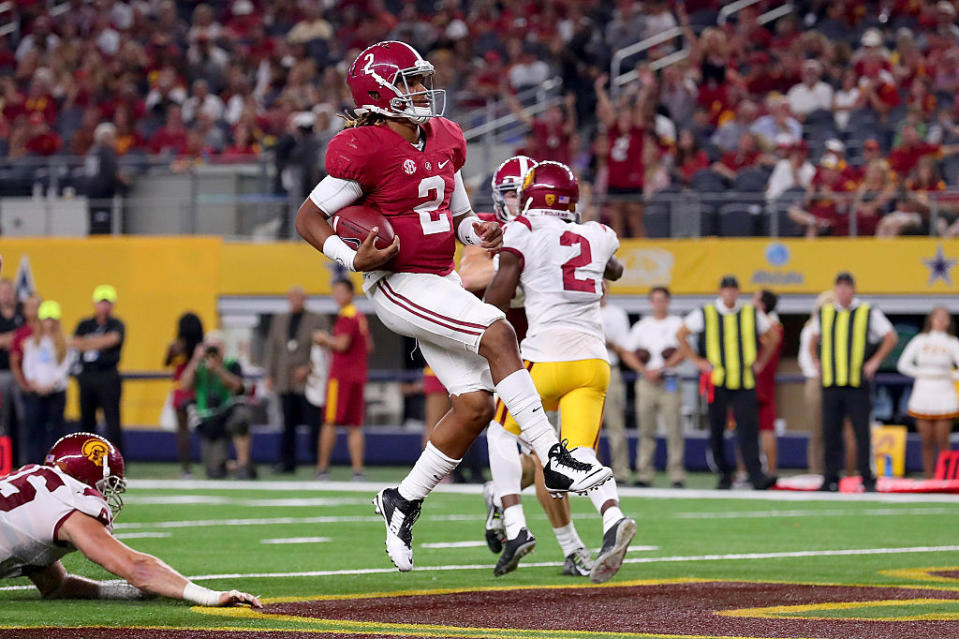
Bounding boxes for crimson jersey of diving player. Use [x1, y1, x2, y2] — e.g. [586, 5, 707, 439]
[324, 117, 467, 275]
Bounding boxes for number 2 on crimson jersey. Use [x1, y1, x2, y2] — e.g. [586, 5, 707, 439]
[560, 231, 596, 292]
[414, 175, 451, 235]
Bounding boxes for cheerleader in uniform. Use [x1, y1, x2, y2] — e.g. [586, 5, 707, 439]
[897, 307, 959, 478]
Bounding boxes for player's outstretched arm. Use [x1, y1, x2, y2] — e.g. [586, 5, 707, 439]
[56, 511, 261, 608]
[483, 250, 522, 313]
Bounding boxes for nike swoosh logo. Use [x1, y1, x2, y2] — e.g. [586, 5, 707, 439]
[438, 159, 450, 169]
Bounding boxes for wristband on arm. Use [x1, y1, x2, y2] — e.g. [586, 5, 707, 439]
[456, 216, 483, 246]
[322, 235, 358, 271]
[182, 582, 221, 606]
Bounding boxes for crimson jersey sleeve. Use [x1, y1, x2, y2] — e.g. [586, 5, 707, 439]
[324, 128, 380, 190]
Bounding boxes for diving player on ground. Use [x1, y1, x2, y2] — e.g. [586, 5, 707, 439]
[294, 40, 612, 572]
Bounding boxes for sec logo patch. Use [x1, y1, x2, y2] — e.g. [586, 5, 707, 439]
[403, 159, 417, 175]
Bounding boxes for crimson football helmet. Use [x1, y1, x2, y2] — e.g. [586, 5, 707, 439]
[347, 41, 445, 124]
[45, 432, 126, 515]
[491, 155, 535, 223]
[519, 161, 580, 222]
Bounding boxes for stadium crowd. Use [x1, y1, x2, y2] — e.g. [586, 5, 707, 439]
[6, 1, 959, 237]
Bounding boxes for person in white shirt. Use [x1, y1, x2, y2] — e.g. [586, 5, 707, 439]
[832, 69, 863, 131]
[21, 301, 74, 465]
[766, 140, 815, 201]
[808, 272, 897, 491]
[787, 60, 834, 119]
[623, 287, 685, 488]
[897, 307, 959, 478]
[600, 285, 632, 485]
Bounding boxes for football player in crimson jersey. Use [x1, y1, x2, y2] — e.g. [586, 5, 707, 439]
[295, 40, 612, 572]
[485, 161, 637, 584]
[457, 156, 594, 578]
[0, 433, 260, 607]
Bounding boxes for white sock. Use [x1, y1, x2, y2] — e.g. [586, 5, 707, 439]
[588, 471, 624, 533]
[503, 503, 527, 539]
[494, 370, 559, 464]
[553, 522, 585, 556]
[397, 442, 460, 501]
[487, 421, 523, 503]
[601, 506, 625, 534]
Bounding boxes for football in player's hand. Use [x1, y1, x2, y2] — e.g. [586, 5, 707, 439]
[635, 348, 651, 365]
[331, 205, 395, 250]
[661, 347, 677, 361]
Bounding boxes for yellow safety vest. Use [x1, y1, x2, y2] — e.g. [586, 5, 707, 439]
[702, 303, 758, 390]
[820, 303, 872, 388]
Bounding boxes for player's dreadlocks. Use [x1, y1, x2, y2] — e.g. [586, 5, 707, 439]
[339, 110, 386, 129]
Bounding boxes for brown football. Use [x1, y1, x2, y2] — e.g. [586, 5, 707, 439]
[635, 348, 651, 364]
[331, 205, 395, 251]
[661, 347, 677, 360]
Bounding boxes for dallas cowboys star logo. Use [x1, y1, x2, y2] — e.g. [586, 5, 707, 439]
[923, 244, 957, 285]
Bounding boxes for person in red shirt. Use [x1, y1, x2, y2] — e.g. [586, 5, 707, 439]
[675, 129, 711, 185]
[712, 132, 767, 180]
[24, 112, 62, 156]
[315, 279, 371, 481]
[595, 74, 646, 237]
[788, 154, 855, 238]
[753, 290, 782, 476]
[149, 105, 188, 155]
[888, 123, 959, 177]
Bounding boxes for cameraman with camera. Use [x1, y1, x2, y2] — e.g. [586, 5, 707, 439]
[180, 331, 256, 480]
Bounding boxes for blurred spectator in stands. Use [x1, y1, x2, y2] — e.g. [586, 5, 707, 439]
[595, 74, 646, 238]
[25, 112, 61, 156]
[84, 123, 129, 235]
[767, 140, 814, 201]
[265, 286, 327, 474]
[186, 29, 229, 94]
[643, 135, 671, 199]
[642, 0, 677, 43]
[879, 156, 950, 236]
[787, 60, 833, 121]
[15, 16, 59, 61]
[182, 79, 224, 125]
[72, 284, 125, 453]
[751, 95, 802, 149]
[890, 123, 959, 178]
[832, 69, 863, 131]
[927, 105, 959, 145]
[145, 66, 186, 117]
[164, 312, 205, 479]
[150, 105, 189, 155]
[0, 280, 24, 465]
[711, 101, 757, 154]
[897, 307, 959, 478]
[70, 108, 100, 157]
[933, 48, 959, 95]
[713, 132, 770, 181]
[753, 290, 782, 476]
[508, 92, 577, 167]
[789, 155, 855, 238]
[660, 64, 697, 128]
[22, 300, 72, 464]
[287, 2, 333, 47]
[112, 106, 144, 156]
[221, 122, 261, 161]
[181, 330, 255, 480]
[315, 279, 371, 481]
[847, 159, 895, 236]
[506, 40, 550, 93]
[10, 294, 40, 466]
[623, 286, 685, 488]
[675, 129, 711, 186]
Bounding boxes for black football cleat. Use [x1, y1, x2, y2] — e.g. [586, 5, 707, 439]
[493, 527, 536, 577]
[483, 482, 506, 553]
[590, 517, 637, 584]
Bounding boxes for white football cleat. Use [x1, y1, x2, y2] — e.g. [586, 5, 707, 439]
[543, 441, 613, 495]
[372, 487, 422, 572]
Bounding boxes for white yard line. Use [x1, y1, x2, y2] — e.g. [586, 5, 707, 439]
[125, 496, 370, 507]
[114, 532, 172, 540]
[126, 479, 959, 504]
[3, 544, 958, 593]
[626, 546, 661, 552]
[673, 507, 959, 519]
[420, 541, 487, 549]
[260, 537, 332, 545]
[114, 513, 489, 530]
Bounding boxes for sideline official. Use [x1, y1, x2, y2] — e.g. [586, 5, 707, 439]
[677, 276, 779, 490]
[808, 272, 896, 492]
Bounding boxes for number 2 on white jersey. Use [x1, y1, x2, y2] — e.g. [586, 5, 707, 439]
[560, 230, 597, 292]
[414, 175, 451, 235]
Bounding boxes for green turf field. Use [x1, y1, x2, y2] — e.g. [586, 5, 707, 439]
[3, 465, 959, 638]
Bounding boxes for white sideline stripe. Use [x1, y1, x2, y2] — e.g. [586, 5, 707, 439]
[182, 544, 959, 581]
[125, 496, 369, 508]
[114, 532, 172, 540]
[260, 537, 332, 545]
[626, 546, 660, 552]
[126, 479, 959, 504]
[420, 541, 487, 549]
[3, 545, 959, 593]
[674, 507, 959, 519]
[113, 513, 491, 530]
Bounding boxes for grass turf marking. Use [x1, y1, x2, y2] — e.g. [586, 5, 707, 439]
[126, 496, 370, 507]
[261, 537, 332, 545]
[719, 598, 959, 622]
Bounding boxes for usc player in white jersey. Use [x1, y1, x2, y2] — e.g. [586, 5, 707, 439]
[485, 161, 637, 584]
[1, 432, 259, 607]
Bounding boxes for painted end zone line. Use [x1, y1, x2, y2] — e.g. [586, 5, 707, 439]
[3, 545, 959, 593]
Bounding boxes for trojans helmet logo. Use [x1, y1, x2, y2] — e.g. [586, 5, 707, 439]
[81, 438, 109, 467]
[544, 194, 556, 206]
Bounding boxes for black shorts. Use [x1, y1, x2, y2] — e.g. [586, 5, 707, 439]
[606, 185, 644, 197]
